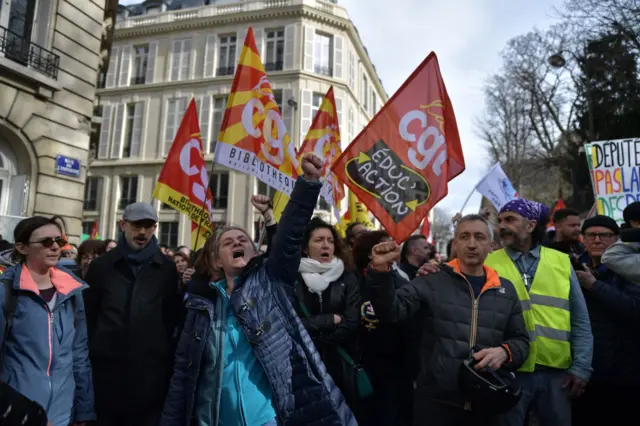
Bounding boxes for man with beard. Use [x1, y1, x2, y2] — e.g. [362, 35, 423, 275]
[485, 199, 593, 426]
[84, 202, 181, 426]
[398, 235, 430, 278]
[545, 208, 586, 263]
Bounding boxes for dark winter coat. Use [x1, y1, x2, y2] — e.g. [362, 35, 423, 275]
[160, 177, 356, 426]
[83, 244, 182, 415]
[368, 260, 529, 409]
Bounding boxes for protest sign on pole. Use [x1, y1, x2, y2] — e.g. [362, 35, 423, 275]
[585, 138, 640, 222]
[331, 52, 465, 243]
[214, 27, 298, 196]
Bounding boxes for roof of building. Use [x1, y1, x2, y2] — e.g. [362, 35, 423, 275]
[119, 0, 337, 16]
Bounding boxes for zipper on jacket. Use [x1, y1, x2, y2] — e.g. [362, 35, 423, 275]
[230, 330, 247, 426]
[46, 310, 53, 376]
[318, 293, 323, 312]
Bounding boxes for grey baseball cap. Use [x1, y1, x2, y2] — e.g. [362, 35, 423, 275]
[122, 202, 158, 223]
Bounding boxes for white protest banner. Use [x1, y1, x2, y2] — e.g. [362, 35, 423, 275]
[475, 163, 518, 210]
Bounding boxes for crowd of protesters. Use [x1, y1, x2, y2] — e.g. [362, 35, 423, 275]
[0, 153, 638, 426]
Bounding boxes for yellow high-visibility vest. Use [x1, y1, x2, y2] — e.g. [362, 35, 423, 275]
[485, 247, 572, 372]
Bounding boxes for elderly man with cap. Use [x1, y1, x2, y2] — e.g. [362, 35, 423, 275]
[601, 201, 640, 285]
[572, 215, 640, 425]
[483, 198, 593, 426]
[83, 202, 182, 426]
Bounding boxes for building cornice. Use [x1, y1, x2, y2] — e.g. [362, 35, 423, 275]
[113, 5, 386, 99]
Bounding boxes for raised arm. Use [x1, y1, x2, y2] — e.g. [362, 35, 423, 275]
[265, 154, 323, 291]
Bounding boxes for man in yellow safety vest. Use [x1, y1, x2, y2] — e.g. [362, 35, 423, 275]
[487, 198, 593, 426]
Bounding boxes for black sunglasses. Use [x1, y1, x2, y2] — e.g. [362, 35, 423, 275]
[29, 237, 68, 248]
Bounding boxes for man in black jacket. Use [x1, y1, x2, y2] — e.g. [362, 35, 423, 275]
[368, 214, 529, 425]
[84, 202, 181, 426]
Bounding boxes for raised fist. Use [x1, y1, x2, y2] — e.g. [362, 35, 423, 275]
[370, 241, 401, 271]
[251, 194, 272, 214]
[301, 153, 323, 181]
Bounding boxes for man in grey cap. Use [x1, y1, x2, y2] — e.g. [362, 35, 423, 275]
[84, 202, 181, 426]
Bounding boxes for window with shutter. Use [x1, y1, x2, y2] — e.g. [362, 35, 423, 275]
[164, 97, 188, 155]
[146, 42, 158, 84]
[303, 26, 314, 72]
[106, 47, 120, 88]
[283, 24, 295, 70]
[335, 96, 343, 136]
[254, 28, 264, 60]
[299, 89, 312, 145]
[129, 102, 144, 157]
[110, 104, 125, 158]
[83, 177, 100, 211]
[282, 88, 293, 142]
[313, 32, 332, 76]
[348, 49, 355, 91]
[171, 39, 192, 81]
[236, 29, 247, 65]
[118, 46, 132, 87]
[98, 105, 113, 159]
[131, 45, 149, 85]
[348, 107, 354, 145]
[210, 96, 228, 153]
[333, 35, 343, 79]
[197, 96, 212, 152]
[203, 34, 217, 78]
[361, 74, 368, 109]
[118, 176, 139, 209]
[371, 91, 377, 116]
[210, 172, 229, 209]
[265, 28, 284, 71]
[218, 34, 237, 76]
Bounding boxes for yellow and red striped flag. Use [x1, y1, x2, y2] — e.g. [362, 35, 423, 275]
[213, 27, 299, 197]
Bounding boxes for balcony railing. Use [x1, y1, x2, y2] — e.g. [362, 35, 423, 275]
[264, 61, 284, 72]
[115, 0, 349, 30]
[130, 75, 146, 85]
[217, 66, 235, 76]
[0, 26, 60, 80]
[314, 64, 333, 77]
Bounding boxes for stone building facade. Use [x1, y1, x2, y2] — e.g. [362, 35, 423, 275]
[85, 0, 387, 248]
[0, 0, 118, 243]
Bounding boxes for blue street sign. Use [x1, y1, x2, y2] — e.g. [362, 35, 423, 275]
[55, 155, 81, 178]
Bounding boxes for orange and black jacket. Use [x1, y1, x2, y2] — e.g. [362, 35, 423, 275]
[367, 260, 529, 408]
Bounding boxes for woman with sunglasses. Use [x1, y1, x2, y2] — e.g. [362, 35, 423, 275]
[0, 216, 95, 426]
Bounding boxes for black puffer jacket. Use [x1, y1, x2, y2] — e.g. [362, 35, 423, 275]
[368, 260, 529, 409]
[294, 271, 361, 403]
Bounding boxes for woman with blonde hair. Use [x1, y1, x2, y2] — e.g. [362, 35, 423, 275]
[161, 154, 355, 426]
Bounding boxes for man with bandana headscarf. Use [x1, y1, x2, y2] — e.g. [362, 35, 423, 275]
[485, 198, 593, 426]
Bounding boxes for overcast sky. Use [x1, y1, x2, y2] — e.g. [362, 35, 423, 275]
[120, 0, 563, 214]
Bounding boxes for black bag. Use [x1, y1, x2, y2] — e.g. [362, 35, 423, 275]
[0, 279, 48, 426]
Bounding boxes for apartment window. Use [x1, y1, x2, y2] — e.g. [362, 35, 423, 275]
[82, 221, 94, 236]
[164, 97, 188, 155]
[131, 44, 149, 85]
[159, 222, 179, 248]
[257, 180, 275, 198]
[348, 107, 354, 143]
[122, 102, 143, 158]
[348, 49, 355, 90]
[119, 176, 138, 210]
[272, 90, 283, 111]
[210, 96, 228, 153]
[210, 172, 229, 209]
[218, 34, 237, 76]
[161, 202, 173, 210]
[311, 92, 324, 120]
[361, 74, 368, 109]
[313, 32, 333, 76]
[371, 91, 377, 115]
[265, 29, 284, 71]
[83, 177, 99, 211]
[171, 39, 191, 81]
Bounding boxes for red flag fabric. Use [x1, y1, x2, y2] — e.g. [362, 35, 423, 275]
[153, 99, 214, 250]
[90, 220, 99, 239]
[331, 52, 464, 242]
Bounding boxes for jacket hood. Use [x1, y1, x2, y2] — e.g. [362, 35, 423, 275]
[0, 248, 16, 268]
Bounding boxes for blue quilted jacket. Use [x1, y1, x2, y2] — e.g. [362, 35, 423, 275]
[160, 177, 356, 426]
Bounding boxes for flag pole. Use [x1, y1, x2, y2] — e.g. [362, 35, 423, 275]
[459, 188, 476, 214]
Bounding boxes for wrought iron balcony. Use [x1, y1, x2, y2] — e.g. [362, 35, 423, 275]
[217, 66, 235, 76]
[0, 26, 60, 80]
[264, 61, 284, 72]
[130, 75, 146, 85]
[314, 65, 333, 77]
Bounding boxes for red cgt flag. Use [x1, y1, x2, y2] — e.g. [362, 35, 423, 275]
[153, 99, 214, 250]
[331, 53, 464, 242]
[90, 220, 99, 239]
[546, 198, 567, 230]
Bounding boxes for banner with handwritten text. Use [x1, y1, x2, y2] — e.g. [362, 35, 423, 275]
[585, 138, 640, 222]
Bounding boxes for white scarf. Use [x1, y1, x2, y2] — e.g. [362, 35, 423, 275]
[299, 257, 345, 295]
